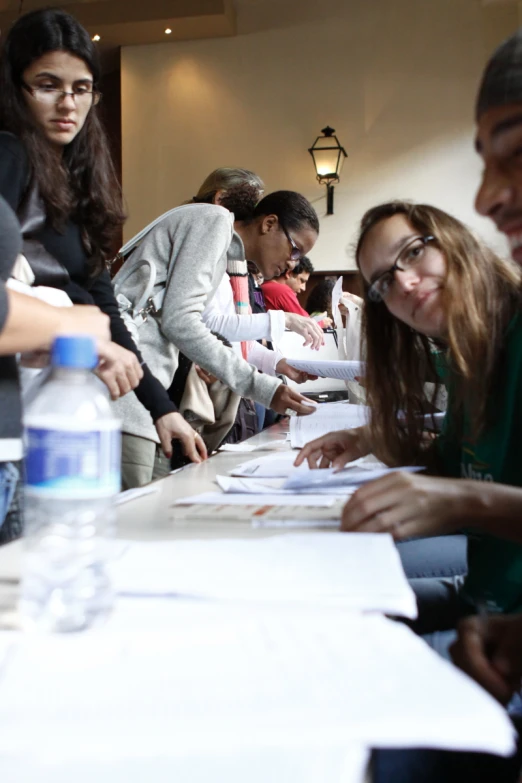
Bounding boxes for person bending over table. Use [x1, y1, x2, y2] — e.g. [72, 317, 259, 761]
[113, 190, 320, 488]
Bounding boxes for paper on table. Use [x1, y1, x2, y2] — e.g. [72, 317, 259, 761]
[290, 401, 369, 449]
[229, 452, 303, 478]
[230, 453, 384, 481]
[218, 443, 257, 453]
[174, 491, 336, 507]
[115, 485, 159, 505]
[283, 465, 423, 491]
[216, 475, 354, 497]
[113, 532, 418, 618]
[216, 475, 290, 494]
[219, 440, 291, 453]
[286, 358, 364, 381]
[0, 606, 514, 776]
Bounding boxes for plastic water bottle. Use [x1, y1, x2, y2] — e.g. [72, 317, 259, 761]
[20, 336, 121, 632]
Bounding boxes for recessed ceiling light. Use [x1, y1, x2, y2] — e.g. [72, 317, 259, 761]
[92, 34, 101, 42]
[165, 28, 172, 35]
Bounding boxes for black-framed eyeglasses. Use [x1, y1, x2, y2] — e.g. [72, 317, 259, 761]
[366, 235, 435, 303]
[22, 82, 101, 106]
[281, 224, 302, 261]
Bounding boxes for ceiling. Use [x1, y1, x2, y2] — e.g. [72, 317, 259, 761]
[0, 0, 237, 52]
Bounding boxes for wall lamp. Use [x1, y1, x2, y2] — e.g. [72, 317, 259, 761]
[308, 126, 347, 215]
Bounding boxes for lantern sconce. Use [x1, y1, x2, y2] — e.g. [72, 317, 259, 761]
[308, 126, 347, 215]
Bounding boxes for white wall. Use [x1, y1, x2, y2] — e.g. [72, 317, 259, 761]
[121, 0, 512, 268]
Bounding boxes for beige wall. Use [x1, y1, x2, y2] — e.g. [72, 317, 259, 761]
[121, 0, 515, 269]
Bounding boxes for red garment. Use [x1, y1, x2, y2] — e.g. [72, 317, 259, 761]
[261, 280, 327, 327]
[261, 280, 310, 317]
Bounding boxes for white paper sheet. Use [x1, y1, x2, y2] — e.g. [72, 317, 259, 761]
[115, 485, 159, 505]
[112, 532, 418, 618]
[228, 453, 417, 492]
[290, 402, 369, 448]
[218, 443, 258, 453]
[219, 440, 291, 453]
[216, 475, 354, 497]
[332, 275, 344, 333]
[286, 358, 364, 381]
[230, 452, 304, 478]
[0, 606, 514, 775]
[217, 475, 290, 494]
[283, 465, 423, 491]
[174, 491, 336, 507]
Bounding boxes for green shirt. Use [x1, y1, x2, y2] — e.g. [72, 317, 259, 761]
[437, 312, 522, 614]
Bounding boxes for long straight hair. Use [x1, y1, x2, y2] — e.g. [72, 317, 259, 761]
[0, 8, 125, 276]
[355, 201, 522, 466]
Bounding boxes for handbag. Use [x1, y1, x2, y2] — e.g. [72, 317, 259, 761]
[17, 176, 70, 288]
[113, 258, 166, 345]
[112, 207, 180, 343]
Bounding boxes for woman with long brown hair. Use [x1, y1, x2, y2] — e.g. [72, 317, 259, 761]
[0, 8, 204, 470]
[298, 200, 522, 649]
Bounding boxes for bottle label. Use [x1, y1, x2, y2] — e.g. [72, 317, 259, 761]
[25, 426, 121, 498]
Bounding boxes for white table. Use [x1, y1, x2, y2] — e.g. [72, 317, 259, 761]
[116, 420, 294, 540]
[0, 424, 515, 782]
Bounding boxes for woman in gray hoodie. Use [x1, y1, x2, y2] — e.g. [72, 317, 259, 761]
[113, 190, 320, 488]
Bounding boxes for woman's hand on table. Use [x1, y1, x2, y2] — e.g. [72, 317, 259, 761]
[340, 472, 470, 538]
[294, 426, 369, 470]
[95, 341, 143, 400]
[155, 412, 208, 463]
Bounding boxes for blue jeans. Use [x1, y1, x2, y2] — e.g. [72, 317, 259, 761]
[396, 535, 468, 580]
[0, 462, 19, 531]
[395, 536, 468, 658]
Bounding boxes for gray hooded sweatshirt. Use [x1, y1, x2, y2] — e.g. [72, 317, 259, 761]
[112, 203, 281, 442]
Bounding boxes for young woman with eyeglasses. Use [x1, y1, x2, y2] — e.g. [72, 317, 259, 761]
[0, 8, 207, 469]
[297, 201, 522, 649]
[112, 187, 320, 488]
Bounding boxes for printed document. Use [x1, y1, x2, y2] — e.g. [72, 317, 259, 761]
[286, 358, 364, 381]
[290, 402, 369, 448]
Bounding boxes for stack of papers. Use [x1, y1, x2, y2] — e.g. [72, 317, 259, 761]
[171, 492, 344, 529]
[112, 532, 418, 619]
[0, 605, 514, 780]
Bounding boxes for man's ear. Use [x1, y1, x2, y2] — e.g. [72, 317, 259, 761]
[260, 214, 278, 234]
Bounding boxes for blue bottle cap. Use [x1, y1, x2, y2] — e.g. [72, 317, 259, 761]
[51, 336, 98, 369]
